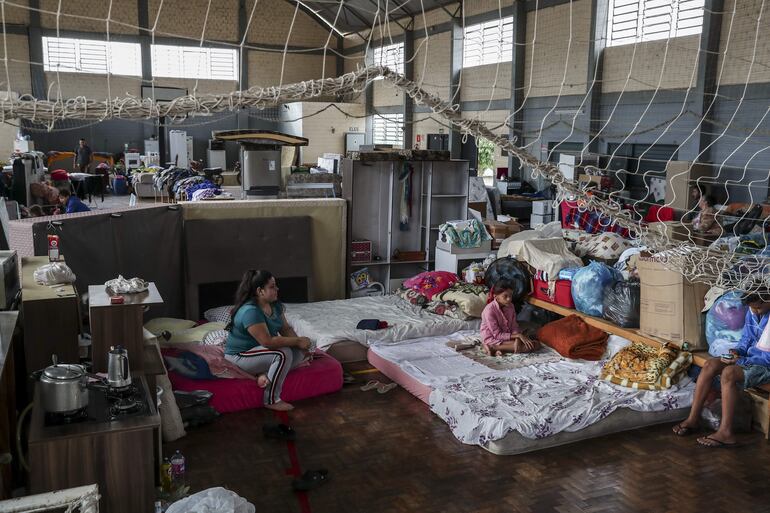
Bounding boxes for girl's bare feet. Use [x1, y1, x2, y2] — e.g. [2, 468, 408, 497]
[265, 400, 294, 411]
[482, 344, 492, 355]
[257, 374, 269, 388]
[495, 350, 503, 357]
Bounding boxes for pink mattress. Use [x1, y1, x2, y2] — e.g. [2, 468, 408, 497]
[366, 348, 432, 404]
[168, 351, 343, 413]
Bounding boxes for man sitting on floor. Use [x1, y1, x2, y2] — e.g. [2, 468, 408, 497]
[673, 293, 770, 447]
[57, 188, 91, 214]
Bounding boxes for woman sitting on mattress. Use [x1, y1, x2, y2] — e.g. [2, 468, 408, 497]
[224, 269, 312, 411]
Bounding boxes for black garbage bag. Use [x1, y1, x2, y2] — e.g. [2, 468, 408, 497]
[602, 280, 641, 328]
[484, 257, 531, 302]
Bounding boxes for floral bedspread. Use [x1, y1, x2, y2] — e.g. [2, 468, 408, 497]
[428, 336, 694, 446]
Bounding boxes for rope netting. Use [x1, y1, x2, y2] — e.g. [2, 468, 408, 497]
[0, 0, 769, 294]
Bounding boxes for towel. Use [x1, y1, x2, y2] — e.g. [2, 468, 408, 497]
[536, 314, 609, 361]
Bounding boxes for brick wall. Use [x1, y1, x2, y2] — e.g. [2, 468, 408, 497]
[524, 0, 591, 97]
[151, 77, 239, 95]
[718, 0, 770, 85]
[246, 0, 337, 47]
[412, 112, 448, 148]
[300, 102, 365, 163]
[461, 109, 511, 169]
[460, 62, 512, 102]
[4, 0, 29, 25]
[148, 0, 238, 41]
[44, 73, 142, 100]
[249, 51, 335, 88]
[412, 32, 450, 99]
[602, 35, 700, 93]
[1, 35, 31, 95]
[40, 0, 138, 34]
[372, 79, 402, 107]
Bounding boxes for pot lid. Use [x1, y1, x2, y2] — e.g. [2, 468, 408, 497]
[43, 364, 84, 380]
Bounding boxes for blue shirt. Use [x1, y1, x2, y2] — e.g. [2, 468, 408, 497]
[224, 301, 284, 355]
[65, 196, 90, 214]
[735, 309, 770, 367]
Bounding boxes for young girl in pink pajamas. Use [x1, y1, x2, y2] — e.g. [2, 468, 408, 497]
[480, 280, 540, 356]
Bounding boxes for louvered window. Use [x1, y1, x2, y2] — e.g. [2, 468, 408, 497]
[151, 45, 238, 80]
[42, 37, 142, 76]
[462, 17, 513, 68]
[371, 42, 404, 77]
[608, 0, 705, 47]
[372, 114, 404, 147]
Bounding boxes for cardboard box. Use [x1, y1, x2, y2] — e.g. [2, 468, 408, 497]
[468, 201, 487, 217]
[637, 253, 710, 350]
[532, 200, 553, 215]
[664, 161, 712, 212]
[578, 174, 602, 186]
[530, 213, 554, 228]
[483, 219, 521, 239]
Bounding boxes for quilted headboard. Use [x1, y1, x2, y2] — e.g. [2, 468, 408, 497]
[183, 216, 313, 319]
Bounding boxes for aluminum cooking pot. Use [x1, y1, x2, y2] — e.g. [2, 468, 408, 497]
[36, 357, 89, 414]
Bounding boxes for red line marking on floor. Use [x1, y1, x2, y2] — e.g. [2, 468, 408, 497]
[275, 410, 312, 513]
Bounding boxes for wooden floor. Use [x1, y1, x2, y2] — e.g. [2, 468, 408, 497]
[167, 371, 770, 513]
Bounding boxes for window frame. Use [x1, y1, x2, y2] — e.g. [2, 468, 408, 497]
[607, 0, 705, 47]
[372, 113, 404, 148]
[370, 42, 404, 78]
[462, 16, 514, 69]
[42, 36, 142, 76]
[150, 44, 239, 81]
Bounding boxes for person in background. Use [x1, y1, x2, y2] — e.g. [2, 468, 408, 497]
[480, 279, 540, 356]
[73, 138, 92, 173]
[673, 293, 770, 447]
[57, 188, 90, 214]
[224, 269, 311, 411]
[692, 194, 721, 236]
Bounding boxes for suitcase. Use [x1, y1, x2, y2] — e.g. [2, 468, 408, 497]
[531, 278, 575, 309]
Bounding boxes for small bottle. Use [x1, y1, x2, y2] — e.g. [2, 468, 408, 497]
[170, 450, 186, 485]
[160, 458, 172, 492]
[154, 501, 163, 513]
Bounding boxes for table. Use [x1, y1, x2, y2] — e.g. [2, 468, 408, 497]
[88, 282, 163, 373]
[435, 245, 496, 274]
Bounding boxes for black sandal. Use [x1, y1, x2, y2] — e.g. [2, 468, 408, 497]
[262, 423, 296, 441]
[292, 469, 329, 491]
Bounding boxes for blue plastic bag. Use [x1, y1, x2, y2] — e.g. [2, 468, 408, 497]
[571, 261, 622, 317]
[706, 291, 748, 357]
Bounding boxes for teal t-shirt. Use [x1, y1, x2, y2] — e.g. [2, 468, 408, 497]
[225, 300, 284, 355]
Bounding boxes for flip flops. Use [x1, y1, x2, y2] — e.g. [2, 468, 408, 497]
[697, 435, 738, 448]
[360, 380, 398, 394]
[672, 422, 698, 437]
[292, 469, 330, 491]
[262, 423, 296, 441]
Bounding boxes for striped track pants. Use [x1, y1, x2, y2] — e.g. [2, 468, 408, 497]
[225, 346, 303, 404]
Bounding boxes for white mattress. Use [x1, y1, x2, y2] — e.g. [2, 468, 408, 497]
[284, 295, 481, 351]
[371, 334, 695, 448]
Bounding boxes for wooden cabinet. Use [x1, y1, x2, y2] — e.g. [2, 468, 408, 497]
[342, 159, 469, 294]
[21, 257, 79, 374]
[0, 312, 19, 499]
[28, 376, 160, 513]
[88, 283, 163, 374]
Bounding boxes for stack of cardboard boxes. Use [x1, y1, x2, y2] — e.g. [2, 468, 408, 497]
[483, 219, 523, 249]
[531, 200, 554, 228]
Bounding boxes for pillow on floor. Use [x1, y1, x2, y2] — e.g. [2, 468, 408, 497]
[204, 305, 233, 324]
[434, 283, 488, 318]
[161, 322, 227, 346]
[144, 317, 197, 335]
[402, 271, 459, 300]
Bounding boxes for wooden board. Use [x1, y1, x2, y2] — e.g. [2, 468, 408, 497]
[527, 297, 709, 367]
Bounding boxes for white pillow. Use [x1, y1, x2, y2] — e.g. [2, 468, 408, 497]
[202, 329, 229, 346]
[144, 317, 197, 336]
[204, 305, 233, 324]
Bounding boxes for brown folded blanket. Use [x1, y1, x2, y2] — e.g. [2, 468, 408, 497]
[536, 314, 609, 361]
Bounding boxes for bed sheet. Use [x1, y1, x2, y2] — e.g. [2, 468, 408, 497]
[371, 334, 695, 446]
[284, 295, 481, 350]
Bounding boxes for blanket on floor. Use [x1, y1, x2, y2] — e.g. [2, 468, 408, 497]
[446, 336, 563, 371]
[601, 342, 692, 390]
[536, 315, 608, 361]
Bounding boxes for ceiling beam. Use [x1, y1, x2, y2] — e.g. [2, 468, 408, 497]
[284, 0, 345, 36]
[388, 0, 415, 18]
[366, 0, 409, 32]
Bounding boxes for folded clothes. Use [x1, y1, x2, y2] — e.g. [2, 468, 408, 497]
[536, 314, 609, 361]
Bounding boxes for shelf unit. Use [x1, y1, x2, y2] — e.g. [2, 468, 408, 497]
[342, 158, 469, 294]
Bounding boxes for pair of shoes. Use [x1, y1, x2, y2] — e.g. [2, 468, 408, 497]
[263, 423, 296, 441]
[292, 469, 329, 491]
[360, 380, 397, 394]
[342, 372, 356, 385]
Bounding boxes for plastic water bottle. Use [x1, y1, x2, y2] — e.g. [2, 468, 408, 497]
[170, 450, 186, 485]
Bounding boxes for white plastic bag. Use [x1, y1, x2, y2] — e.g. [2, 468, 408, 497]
[33, 262, 76, 285]
[166, 487, 255, 513]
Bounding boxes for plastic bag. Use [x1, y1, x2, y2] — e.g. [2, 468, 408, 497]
[462, 261, 485, 284]
[166, 487, 255, 513]
[602, 280, 641, 328]
[483, 257, 531, 302]
[700, 396, 753, 433]
[33, 262, 76, 285]
[571, 261, 622, 317]
[706, 291, 748, 356]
